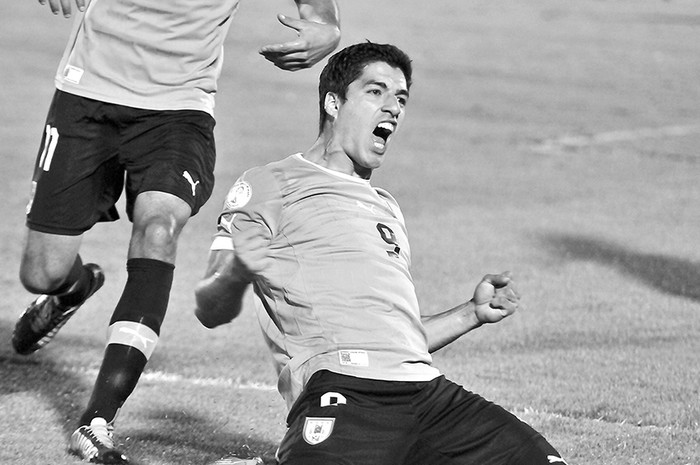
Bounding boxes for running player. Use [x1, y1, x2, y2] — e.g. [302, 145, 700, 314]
[194, 42, 568, 465]
[13, 0, 340, 463]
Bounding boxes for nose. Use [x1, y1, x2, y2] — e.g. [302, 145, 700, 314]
[383, 95, 402, 117]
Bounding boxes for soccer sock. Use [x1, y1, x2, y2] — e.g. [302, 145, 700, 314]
[79, 258, 174, 426]
[51, 256, 94, 306]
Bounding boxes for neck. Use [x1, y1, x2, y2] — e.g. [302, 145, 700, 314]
[302, 130, 372, 179]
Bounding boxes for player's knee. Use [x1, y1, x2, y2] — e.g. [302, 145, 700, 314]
[131, 215, 187, 259]
[144, 218, 182, 246]
[19, 273, 54, 294]
[20, 231, 83, 293]
[19, 263, 68, 294]
[131, 192, 191, 246]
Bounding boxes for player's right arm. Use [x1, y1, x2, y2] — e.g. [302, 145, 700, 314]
[194, 218, 274, 328]
[194, 168, 281, 328]
[39, 0, 87, 18]
[194, 249, 251, 329]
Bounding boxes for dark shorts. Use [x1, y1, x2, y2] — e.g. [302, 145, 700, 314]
[278, 371, 563, 465]
[25, 90, 216, 235]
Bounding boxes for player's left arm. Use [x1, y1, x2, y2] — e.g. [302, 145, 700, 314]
[259, 0, 341, 71]
[422, 272, 520, 353]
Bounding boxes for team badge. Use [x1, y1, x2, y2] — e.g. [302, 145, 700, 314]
[225, 181, 252, 209]
[303, 417, 335, 445]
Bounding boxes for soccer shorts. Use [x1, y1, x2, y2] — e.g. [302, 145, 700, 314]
[26, 90, 216, 235]
[278, 370, 564, 465]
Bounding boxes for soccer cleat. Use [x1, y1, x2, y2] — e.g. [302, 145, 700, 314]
[69, 417, 129, 464]
[208, 455, 264, 465]
[12, 263, 105, 355]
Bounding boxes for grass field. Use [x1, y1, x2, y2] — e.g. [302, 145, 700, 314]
[1, 1, 699, 464]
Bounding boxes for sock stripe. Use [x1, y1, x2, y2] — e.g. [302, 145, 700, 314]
[107, 321, 159, 359]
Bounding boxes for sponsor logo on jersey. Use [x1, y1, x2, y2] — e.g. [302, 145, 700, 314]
[218, 212, 236, 234]
[303, 417, 335, 445]
[547, 456, 568, 464]
[355, 200, 376, 214]
[225, 180, 252, 209]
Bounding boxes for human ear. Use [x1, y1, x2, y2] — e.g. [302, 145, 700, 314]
[324, 92, 339, 118]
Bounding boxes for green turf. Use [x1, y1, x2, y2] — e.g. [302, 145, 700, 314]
[1, 1, 698, 464]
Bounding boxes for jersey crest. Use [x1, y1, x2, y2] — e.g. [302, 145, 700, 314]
[225, 180, 252, 209]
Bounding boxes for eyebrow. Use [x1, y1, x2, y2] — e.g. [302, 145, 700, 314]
[365, 79, 410, 99]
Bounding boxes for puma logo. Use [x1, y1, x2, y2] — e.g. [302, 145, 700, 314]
[356, 200, 376, 214]
[183, 171, 200, 196]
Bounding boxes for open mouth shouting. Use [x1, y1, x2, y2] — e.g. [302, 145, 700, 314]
[372, 121, 395, 151]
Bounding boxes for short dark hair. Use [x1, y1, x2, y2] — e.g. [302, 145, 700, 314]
[318, 42, 413, 132]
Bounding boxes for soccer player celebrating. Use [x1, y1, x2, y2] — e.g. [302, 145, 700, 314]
[13, 0, 340, 463]
[194, 42, 568, 465]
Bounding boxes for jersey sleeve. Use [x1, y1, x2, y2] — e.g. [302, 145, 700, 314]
[210, 166, 283, 275]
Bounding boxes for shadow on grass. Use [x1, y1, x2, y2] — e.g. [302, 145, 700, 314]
[0, 322, 278, 464]
[544, 233, 700, 302]
[0, 323, 92, 427]
[133, 411, 280, 464]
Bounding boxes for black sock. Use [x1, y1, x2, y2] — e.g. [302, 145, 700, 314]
[79, 344, 148, 426]
[52, 256, 94, 306]
[79, 258, 174, 426]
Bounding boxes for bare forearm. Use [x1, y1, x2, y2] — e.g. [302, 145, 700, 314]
[194, 274, 247, 328]
[422, 301, 482, 353]
[296, 0, 340, 26]
[194, 250, 249, 328]
[422, 272, 520, 353]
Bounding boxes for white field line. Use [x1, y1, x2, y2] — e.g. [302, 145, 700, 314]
[61, 367, 690, 430]
[64, 366, 277, 391]
[512, 407, 694, 431]
[532, 123, 700, 154]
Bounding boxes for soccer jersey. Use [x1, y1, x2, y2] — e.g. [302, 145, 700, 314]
[55, 0, 240, 115]
[211, 154, 440, 409]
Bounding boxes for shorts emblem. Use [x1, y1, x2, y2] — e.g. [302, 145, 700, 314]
[320, 392, 347, 407]
[303, 417, 335, 445]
